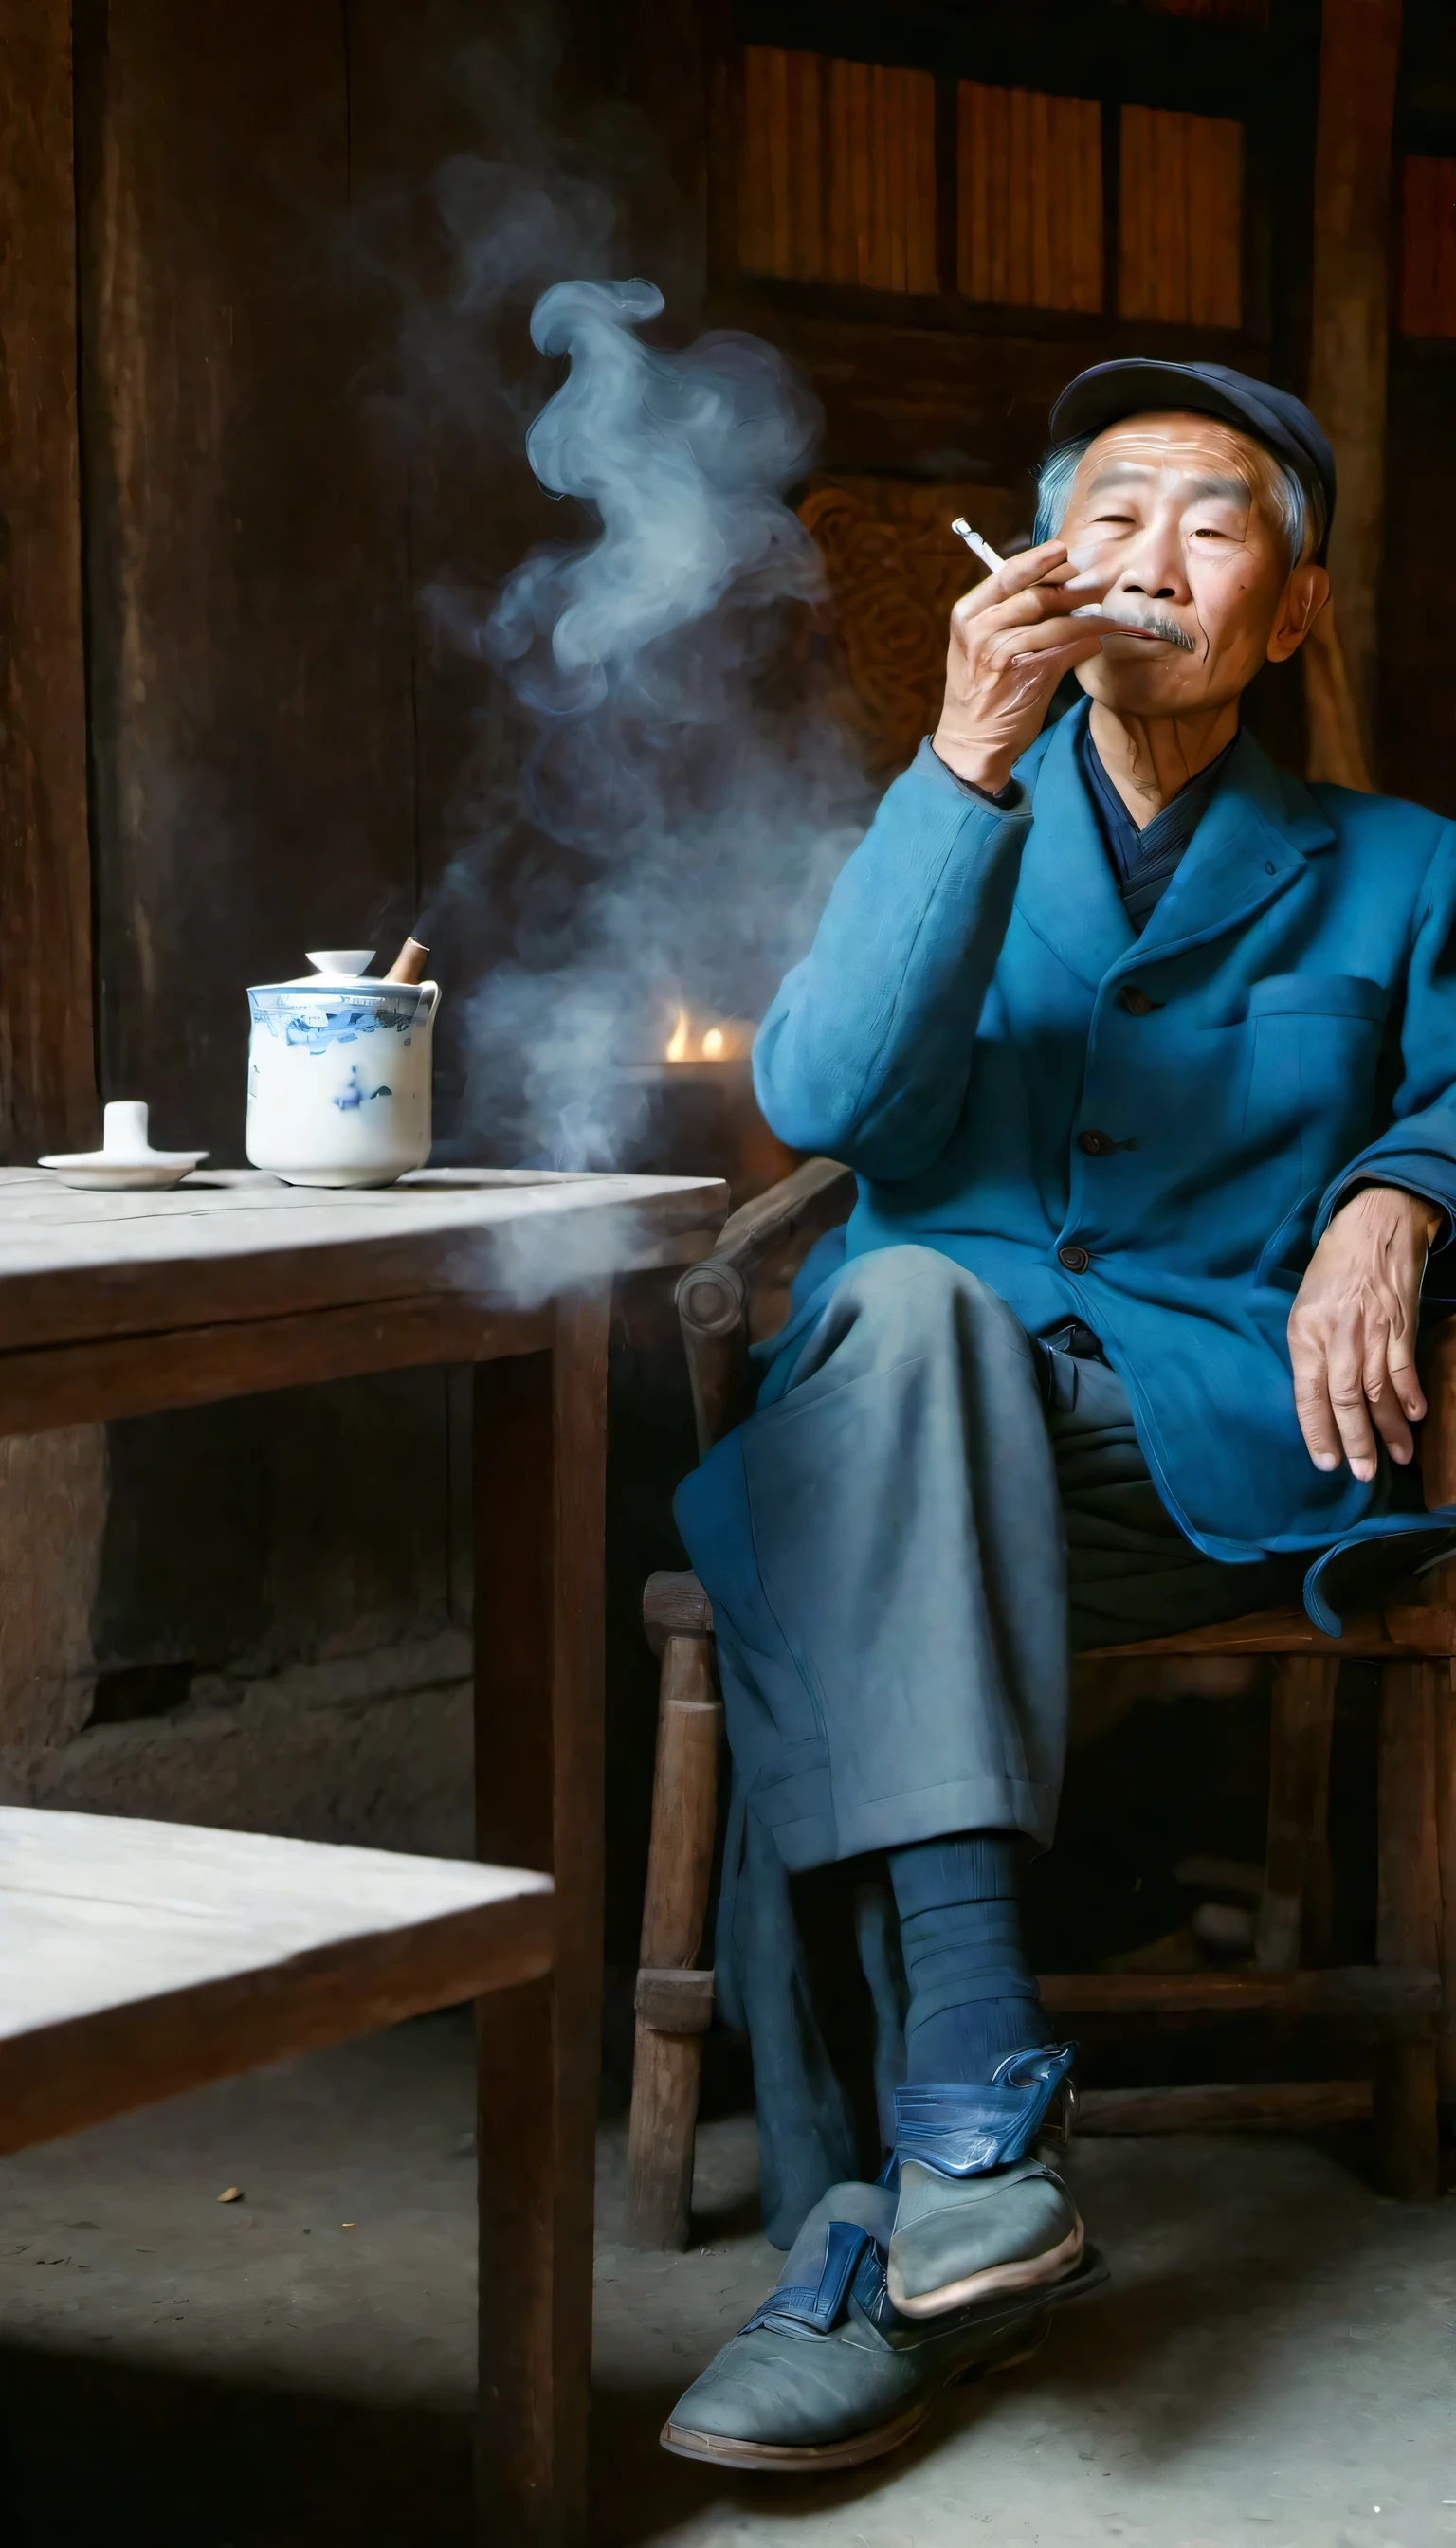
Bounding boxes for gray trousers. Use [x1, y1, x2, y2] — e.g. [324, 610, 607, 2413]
[674, 1245, 1304, 2240]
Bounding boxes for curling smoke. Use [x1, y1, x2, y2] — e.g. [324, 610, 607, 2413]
[430, 272, 868, 1167]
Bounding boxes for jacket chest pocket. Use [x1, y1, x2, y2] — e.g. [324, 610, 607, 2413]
[1240, 974, 1389, 1186]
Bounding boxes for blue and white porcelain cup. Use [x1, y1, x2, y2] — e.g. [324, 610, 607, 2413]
[246, 951, 441, 1188]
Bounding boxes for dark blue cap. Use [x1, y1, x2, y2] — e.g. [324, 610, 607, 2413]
[1048, 360, 1335, 563]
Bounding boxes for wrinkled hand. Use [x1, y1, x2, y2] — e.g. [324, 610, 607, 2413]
[932, 541, 1108, 793]
[1287, 1186, 1442, 1481]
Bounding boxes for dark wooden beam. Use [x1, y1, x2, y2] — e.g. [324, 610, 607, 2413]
[1076, 2078, 1374, 2134]
[1041, 1964, 1439, 2015]
[0, 0, 98, 1160]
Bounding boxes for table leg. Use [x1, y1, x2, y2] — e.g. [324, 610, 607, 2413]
[472, 1290, 610, 2543]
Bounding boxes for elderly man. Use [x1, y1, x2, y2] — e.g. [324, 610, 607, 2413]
[663, 360, 1456, 2473]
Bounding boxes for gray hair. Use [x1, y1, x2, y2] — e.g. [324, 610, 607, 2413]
[1032, 429, 1325, 569]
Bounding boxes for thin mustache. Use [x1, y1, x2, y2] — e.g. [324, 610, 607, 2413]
[1108, 610, 1198, 653]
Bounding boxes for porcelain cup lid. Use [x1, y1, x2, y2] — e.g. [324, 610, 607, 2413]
[252, 952, 391, 992]
[249, 953, 435, 998]
[39, 1100, 207, 1172]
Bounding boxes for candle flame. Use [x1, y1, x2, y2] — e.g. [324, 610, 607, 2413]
[664, 1008, 749, 1062]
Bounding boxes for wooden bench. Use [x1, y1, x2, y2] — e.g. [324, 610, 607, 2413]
[0, 1805, 553, 2156]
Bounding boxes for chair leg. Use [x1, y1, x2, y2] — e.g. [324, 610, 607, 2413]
[1438, 1664, 1456, 2105]
[1255, 1654, 1338, 1971]
[1374, 1661, 1442, 2198]
[625, 1632, 722, 2248]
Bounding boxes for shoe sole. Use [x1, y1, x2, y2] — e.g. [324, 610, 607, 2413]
[886, 2215, 1085, 2320]
[659, 2311, 1059, 2477]
[660, 2393, 936, 2475]
[660, 2260, 1112, 2477]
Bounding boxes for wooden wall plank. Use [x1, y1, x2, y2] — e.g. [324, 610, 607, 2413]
[1072, 95, 1103, 314]
[914, 70, 938, 293]
[704, 291, 1257, 482]
[847, 61, 872, 283]
[1029, 90, 1052, 311]
[825, 56, 852, 283]
[737, 47, 934, 295]
[1119, 103, 1150, 317]
[767, 46, 792, 279]
[1439, 168, 1456, 343]
[74, 0, 418, 1164]
[1190, 112, 1244, 325]
[1120, 104, 1243, 328]
[867, 66, 889, 292]
[791, 50, 824, 282]
[738, 46, 774, 276]
[0, 0, 98, 1160]
[1008, 88, 1033, 306]
[1305, 0, 1402, 766]
[959, 82, 985, 304]
[958, 83, 1101, 314]
[1400, 156, 1456, 340]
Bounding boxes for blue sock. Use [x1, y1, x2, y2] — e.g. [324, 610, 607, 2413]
[886, 1830, 1054, 2086]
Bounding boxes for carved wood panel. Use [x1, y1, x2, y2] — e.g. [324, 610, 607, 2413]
[797, 476, 1024, 775]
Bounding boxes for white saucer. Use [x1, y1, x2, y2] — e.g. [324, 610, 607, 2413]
[37, 1154, 208, 1192]
[39, 1101, 207, 1192]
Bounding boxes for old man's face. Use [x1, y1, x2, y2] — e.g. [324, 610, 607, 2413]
[1060, 410, 1327, 715]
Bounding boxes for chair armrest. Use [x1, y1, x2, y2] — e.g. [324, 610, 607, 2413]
[675, 1156, 854, 1455]
[713, 1156, 856, 1279]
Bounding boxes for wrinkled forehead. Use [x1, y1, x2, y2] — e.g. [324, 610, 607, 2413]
[1071, 410, 1283, 521]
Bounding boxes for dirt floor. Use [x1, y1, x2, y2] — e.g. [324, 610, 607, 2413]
[2, 2011, 1454, 2547]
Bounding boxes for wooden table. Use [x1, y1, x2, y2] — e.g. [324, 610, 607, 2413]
[0, 1165, 727, 2542]
[0, 1804, 555, 2147]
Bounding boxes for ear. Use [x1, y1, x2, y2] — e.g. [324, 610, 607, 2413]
[1265, 563, 1331, 664]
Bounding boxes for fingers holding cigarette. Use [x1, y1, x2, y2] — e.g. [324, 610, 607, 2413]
[950, 534, 1078, 624]
[951, 522, 1073, 587]
[949, 518, 1162, 641]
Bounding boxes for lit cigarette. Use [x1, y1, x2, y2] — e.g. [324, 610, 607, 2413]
[952, 512, 1159, 638]
[951, 518, 1006, 573]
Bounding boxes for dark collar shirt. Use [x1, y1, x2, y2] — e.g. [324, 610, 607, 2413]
[1078, 716, 1239, 932]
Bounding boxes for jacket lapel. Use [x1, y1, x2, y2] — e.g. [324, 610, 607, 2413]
[1013, 710, 1337, 995]
[1013, 703, 1136, 992]
[1124, 730, 1336, 969]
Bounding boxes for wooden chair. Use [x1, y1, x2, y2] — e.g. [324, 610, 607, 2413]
[626, 1157, 1456, 2248]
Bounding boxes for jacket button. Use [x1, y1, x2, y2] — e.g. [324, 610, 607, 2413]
[1077, 1129, 1115, 1156]
[1118, 984, 1155, 1016]
[1058, 1243, 1090, 1273]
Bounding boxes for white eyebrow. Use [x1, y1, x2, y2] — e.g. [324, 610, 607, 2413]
[1085, 464, 1251, 506]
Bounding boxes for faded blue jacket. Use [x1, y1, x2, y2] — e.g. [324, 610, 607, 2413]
[753, 701, 1456, 1629]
